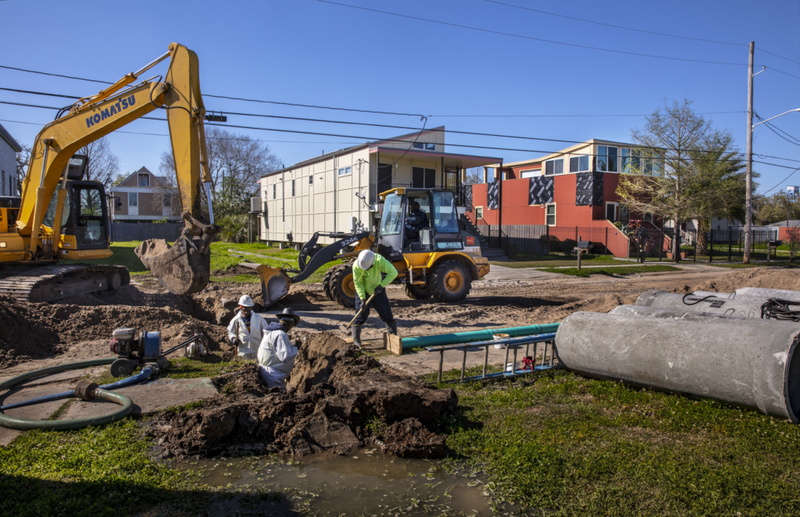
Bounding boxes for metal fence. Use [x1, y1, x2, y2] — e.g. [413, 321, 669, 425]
[473, 224, 630, 257]
[110, 222, 183, 242]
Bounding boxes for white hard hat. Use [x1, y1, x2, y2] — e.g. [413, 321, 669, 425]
[357, 250, 375, 270]
[238, 295, 255, 307]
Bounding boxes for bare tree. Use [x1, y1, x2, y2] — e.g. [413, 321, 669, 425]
[78, 137, 120, 189]
[15, 144, 31, 195]
[159, 128, 280, 216]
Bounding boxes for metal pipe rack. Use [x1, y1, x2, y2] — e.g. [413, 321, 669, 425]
[426, 333, 559, 383]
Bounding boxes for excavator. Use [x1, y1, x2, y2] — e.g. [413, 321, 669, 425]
[0, 43, 219, 302]
[257, 187, 490, 308]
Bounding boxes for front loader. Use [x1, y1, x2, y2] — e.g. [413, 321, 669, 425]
[258, 188, 490, 308]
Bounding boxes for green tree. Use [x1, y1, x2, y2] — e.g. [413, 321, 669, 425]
[754, 191, 797, 225]
[687, 137, 746, 255]
[617, 99, 737, 261]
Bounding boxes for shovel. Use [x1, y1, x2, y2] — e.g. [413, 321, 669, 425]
[346, 293, 376, 330]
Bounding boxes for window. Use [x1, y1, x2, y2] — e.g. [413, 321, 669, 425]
[597, 146, 618, 172]
[412, 167, 436, 188]
[605, 202, 617, 222]
[475, 206, 484, 220]
[163, 193, 171, 207]
[413, 142, 424, 149]
[569, 155, 590, 173]
[138, 174, 149, 187]
[128, 192, 138, 206]
[520, 169, 538, 178]
[309, 175, 313, 185]
[545, 204, 556, 226]
[273, 184, 276, 199]
[413, 142, 436, 151]
[426, 143, 435, 150]
[544, 159, 563, 176]
[337, 166, 352, 176]
[291, 179, 295, 196]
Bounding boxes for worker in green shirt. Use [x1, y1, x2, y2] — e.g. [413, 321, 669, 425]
[351, 249, 398, 348]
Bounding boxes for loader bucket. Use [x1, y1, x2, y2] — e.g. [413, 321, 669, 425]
[257, 264, 291, 307]
[135, 236, 212, 295]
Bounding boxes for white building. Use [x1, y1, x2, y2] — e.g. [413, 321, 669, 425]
[0, 123, 22, 197]
[257, 127, 499, 246]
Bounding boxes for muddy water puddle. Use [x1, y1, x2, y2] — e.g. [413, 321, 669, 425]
[173, 451, 525, 516]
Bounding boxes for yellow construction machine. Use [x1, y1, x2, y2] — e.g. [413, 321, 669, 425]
[0, 43, 219, 302]
[258, 187, 490, 308]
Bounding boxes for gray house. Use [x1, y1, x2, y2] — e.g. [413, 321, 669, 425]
[0, 123, 22, 197]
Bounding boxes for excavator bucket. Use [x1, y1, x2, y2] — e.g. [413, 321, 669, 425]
[257, 265, 292, 307]
[135, 236, 212, 295]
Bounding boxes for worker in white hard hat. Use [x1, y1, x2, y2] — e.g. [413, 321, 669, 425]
[351, 249, 398, 348]
[226, 294, 270, 359]
[257, 308, 302, 390]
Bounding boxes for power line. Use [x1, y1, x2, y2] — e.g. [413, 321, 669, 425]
[758, 164, 800, 194]
[317, 0, 745, 66]
[485, 0, 743, 47]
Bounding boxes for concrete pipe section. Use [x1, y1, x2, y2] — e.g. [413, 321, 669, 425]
[609, 304, 749, 323]
[735, 287, 800, 301]
[555, 311, 800, 422]
[636, 289, 771, 319]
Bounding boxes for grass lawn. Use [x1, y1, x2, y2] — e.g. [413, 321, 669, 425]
[499, 253, 628, 268]
[445, 370, 800, 516]
[539, 265, 680, 277]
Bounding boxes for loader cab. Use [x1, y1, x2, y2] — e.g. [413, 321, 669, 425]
[42, 155, 110, 250]
[377, 188, 463, 257]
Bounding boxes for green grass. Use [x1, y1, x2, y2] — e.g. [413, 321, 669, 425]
[445, 370, 800, 516]
[500, 253, 624, 268]
[539, 265, 680, 277]
[81, 242, 148, 274]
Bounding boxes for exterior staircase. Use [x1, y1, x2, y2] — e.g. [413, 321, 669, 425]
[459, 214, 509, 262]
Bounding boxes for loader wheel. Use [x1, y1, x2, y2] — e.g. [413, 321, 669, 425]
[430, 260, 471, 303]
[322, 267, 336, 301]
[330, 263, 356, 308]
[404, 283, 431, 300]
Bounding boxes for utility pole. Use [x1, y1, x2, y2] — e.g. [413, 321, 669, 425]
[744, 41, 754, 264]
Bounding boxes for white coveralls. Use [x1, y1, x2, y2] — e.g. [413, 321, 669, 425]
[227, 311, 269, 359]
[257, 329, 298, 390]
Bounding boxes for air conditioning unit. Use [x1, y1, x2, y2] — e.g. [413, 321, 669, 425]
[250, 196, 262, 213]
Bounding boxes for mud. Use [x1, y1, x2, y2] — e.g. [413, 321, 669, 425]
[146, 332, 456, 459]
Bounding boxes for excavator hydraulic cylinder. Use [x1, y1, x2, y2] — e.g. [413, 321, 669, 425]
[555, 310, 800, 422]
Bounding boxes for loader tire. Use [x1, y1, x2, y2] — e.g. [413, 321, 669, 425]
[322, 267, 336, 301]
[404, 283, 431, 300]
[430, 260, 471, 303]
[330, 263, 357, 308]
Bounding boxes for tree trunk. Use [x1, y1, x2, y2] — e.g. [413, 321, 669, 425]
[672, 217, 681, 263]
[696, 218, 709, 256]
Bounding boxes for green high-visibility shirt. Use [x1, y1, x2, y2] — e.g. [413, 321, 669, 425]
[352, 254, 398, 302]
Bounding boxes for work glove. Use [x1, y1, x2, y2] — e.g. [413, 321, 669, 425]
[373, 285, 385, 296]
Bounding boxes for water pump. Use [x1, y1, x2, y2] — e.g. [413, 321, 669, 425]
[108, 327, 207, 377]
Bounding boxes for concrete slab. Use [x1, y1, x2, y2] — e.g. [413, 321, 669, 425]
[59, 377, 218, 421]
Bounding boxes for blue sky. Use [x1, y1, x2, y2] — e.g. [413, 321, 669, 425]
[1, 0, 799, 195]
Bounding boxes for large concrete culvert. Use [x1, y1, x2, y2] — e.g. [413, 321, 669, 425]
[555, 310, 800, 422]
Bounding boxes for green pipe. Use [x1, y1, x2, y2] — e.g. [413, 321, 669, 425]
[0, 358, 135, 431]
[400, 323, 561, 349]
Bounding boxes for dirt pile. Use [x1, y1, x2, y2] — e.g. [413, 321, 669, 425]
[692, 268, 800, 294]
[146, 332, 458, 459]
[0, 295, 230, 369]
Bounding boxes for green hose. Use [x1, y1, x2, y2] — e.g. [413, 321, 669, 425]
[0, 358, 135, 431]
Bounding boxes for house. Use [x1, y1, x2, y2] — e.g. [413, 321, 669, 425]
[109, 166, 179, 222]
[0, 123, 22, 197]
[256, 127, 500, 246]
[466, 139, 665, 257]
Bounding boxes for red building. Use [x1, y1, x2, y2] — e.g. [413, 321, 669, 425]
[466, 139, 664, 258]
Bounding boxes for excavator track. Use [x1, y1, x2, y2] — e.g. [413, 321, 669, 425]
[0, 264, 130, 303]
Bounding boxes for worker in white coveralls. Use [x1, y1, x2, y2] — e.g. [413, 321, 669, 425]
[351, 249, 398, 348]
[257, 307, 302, 390]
[227, 295, 270, 359]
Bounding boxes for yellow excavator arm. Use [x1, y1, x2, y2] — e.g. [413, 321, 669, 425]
[10, 43, 218, 296]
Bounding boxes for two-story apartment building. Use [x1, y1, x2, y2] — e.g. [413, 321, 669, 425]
[257, 127, 500, 246]
[109, 166, 179, 222]
[467, 139, 664, 257]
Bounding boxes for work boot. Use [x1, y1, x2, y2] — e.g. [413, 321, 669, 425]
[385, 320, 398, 336]
[351, 324, 362, 349]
